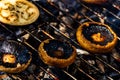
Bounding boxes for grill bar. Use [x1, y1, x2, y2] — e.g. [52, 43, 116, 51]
[0, 0, 120, 80]
[46, 1, 82, 25]
[79, 3, 120, 36]
[41, 30, 55, 39]
[40, 0, 120, 40]
[33, 1, 76, 30]
[103, 8, 120, 20]
[0, 23, 14, 34]
[49, 24, 80, 46]
[46, 0, 98, 27]
[79, 57, 103, 73]
[107, 76, 114, 80]
[39, 66, 59, 80]
[81, 3, 120, 24]
[113, 4, 120, 10]
[24, 30, 42, 42]
[62, 70, 77, 80]
[80, 2, 120, 20]
[33, 0, 103, 43]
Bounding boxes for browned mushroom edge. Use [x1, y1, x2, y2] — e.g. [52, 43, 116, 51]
[38, 39, 77, 68]
[76, 22, 118, 53]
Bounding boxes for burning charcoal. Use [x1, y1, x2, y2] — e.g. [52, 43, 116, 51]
[100, 55, 109, 62]
[112, 49, 120, 62]
[97, 75, 108, 80]
[13, 71, 31, 79]
[0, 40, 16, 53]
[43, 73, 51, 79]
[96, 60, 105, 73]
[58, 1, 69, 12]
[41, 78, 54, 80]
[48, 66, 72, 80]
[11, 75, 22, 80]
[88, 60, 95, 65]
[15, 28, 23, 36]
[113, 0, 120, 9]
[27, 64, 36, 74]
[47, 0, 57, 3]
[97, 14, 106, 24]
[61, 16, 73, 26]
[74, 57, 81, 67]
[39, 71, 44, 78]
[50, 22, 57, 26]
[59, 23, 66, 32]
[76, 22, 117, 53]
[61, 0, 77, 8]
[72, 13, 83, 20]
[108, 72, 120, 79]
[22, 34, 30, 40]
[117, 11, 120, 17]
[0, 27, 16, 40]
[54, 23, 69, 37]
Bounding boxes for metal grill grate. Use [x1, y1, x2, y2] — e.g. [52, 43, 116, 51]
[0, 0, 120, 80]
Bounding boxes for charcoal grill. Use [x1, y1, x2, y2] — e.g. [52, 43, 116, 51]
[0, 0, 120, 80]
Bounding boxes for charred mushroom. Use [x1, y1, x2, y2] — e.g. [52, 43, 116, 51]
[38, 39, 77, 68]
[0, 0, 39, 26]
[0, 40, 32, 73]
[76, 22, 117, 53]
[81, 0, 107, 4]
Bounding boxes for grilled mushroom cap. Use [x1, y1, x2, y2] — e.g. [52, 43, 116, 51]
[0, 0, 39, 26]
[38, 39, 77, 68]
[81, 0, 107, 4]
[0, 40, 32, 73]
[76, 22, 117, 53]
